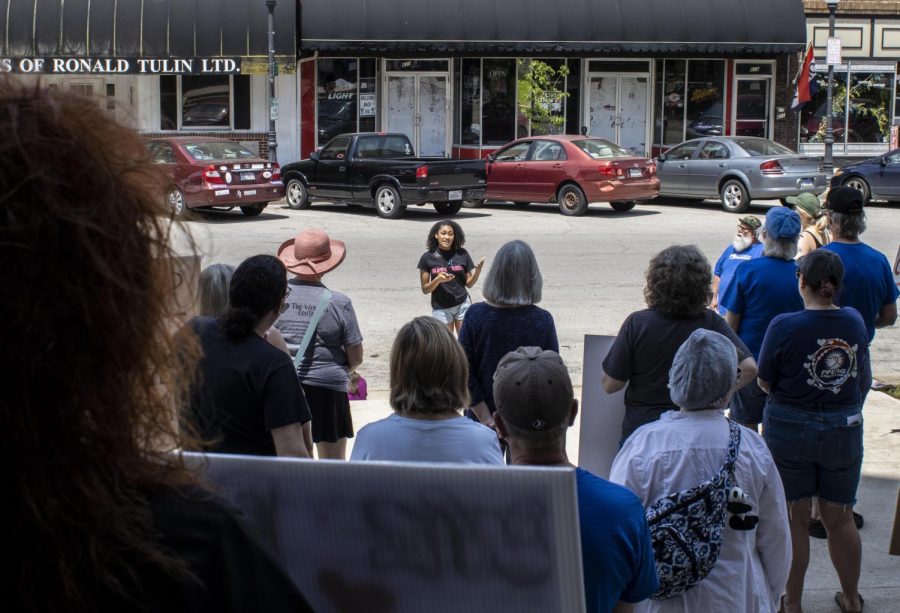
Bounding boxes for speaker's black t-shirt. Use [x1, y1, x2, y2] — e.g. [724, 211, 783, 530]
[417, 248, 474, 309]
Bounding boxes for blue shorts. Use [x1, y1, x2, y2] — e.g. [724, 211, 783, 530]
[763, 401, 864, 505]
[431, 297, 471, 324]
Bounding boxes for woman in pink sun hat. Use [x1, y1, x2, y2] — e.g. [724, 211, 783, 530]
[274, 228, 363, 460]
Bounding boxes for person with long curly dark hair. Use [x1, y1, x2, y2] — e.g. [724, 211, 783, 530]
[602, 245, 758, 442]
[187, 254, 313, 458]
[0, 80, 312, 612]
[417, 219, 485, 334]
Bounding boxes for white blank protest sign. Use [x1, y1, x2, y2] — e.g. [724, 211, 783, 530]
[578, 335, 627, 479]
[185, 454, 586, 613]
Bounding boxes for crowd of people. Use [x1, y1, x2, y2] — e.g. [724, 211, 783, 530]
[5, 81, 898, 613]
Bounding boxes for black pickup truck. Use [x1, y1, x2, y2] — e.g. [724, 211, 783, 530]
[280, 133, 487, 219]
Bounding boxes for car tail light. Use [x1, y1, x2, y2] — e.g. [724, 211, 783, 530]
[598, 163, 624, 178]
[759, 160, 784, 175]
[416, 165, 429, 179]
[271, 163, 281, 181]
[203, 165, 225, 185]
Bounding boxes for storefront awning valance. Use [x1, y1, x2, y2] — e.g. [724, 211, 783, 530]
[301, 0, 806, 56]
[1, 0, 297, 58]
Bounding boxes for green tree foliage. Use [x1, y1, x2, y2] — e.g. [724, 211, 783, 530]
[517, 60, 570, 135]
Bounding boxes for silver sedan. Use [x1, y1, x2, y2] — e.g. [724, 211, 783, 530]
[656, 137, 827, 213]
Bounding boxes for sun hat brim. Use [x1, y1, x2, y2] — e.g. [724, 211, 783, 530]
[276, 237, 346, 277]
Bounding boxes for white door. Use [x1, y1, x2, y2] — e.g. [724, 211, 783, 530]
[386, 73, 449, 157]
[586, 73, 649, 155]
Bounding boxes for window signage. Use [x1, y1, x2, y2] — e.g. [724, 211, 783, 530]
[0, 57, 242, 75]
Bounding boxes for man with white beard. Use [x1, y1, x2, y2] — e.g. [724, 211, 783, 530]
[711, 216, 763, 315]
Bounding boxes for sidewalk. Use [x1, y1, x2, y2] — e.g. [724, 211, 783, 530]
[345, 389, 900, 612]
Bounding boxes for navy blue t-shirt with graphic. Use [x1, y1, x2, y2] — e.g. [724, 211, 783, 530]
[417, 248, 475, 309]
[757, 307, 870, 408]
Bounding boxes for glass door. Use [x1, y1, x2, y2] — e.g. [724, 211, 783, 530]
[733, 78, 771, 138]
[586, 73, 649, 155]
[385, 73, 449, 157]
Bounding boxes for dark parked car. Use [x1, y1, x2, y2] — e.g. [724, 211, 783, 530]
[656, 137, 827, 213]
[483, 135, 659, 215]
[830, 149, 900, 203]
[147, 137, 283, 216]
[280, 133, 487, 219]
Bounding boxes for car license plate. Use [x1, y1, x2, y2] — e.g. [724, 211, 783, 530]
[241, 172, 256, 182]
[448, 190, 462, 200]
[628, 168, 643, 178]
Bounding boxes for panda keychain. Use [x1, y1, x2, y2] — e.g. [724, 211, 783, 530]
[727, 486, 760, 530]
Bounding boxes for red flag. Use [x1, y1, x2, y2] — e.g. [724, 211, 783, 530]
[791, 43, 815, 110]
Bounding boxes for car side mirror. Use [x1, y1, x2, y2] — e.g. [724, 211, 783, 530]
[309, 151, 319, 161]
[657, 153, 667, 162]
[486, 153, 496, 163]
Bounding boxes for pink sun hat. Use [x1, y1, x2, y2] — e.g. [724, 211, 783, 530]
[276, 228, 346, 278]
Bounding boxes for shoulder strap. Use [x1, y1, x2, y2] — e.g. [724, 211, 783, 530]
[292, 288, 333, 370]
[723, 419, 742, 475]
[804, 229, 823, 248]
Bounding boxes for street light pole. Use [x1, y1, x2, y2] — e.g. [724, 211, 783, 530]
[266, 0, 278, 163]
[824, 0, 840, 176]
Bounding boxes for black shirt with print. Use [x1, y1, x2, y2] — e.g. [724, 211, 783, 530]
[417, 248, 474, 309]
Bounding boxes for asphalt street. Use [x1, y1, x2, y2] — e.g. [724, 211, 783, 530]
[179, 196, 900, 392]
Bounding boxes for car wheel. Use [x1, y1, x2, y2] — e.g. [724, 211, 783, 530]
[374, 184, 405, 219]
[558, 184, 589, 216]
[168, 188, 186, 216]
[610, 201, 636, 212]
[719, 179, 751, 213]
[240, 205, 264, 217]
[285, 178, 310, 210]
[433, 201, 463, 215]
[843, 177, 870, 203]
[513, 201, 531, 207]
[463, 199, 485, 208]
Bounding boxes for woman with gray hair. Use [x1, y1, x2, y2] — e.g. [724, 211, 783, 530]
[198, 263, 235, 318]
[458, 240, 558, 429]
[610, 329, 791, 613]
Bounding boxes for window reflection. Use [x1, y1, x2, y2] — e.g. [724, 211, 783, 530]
[685, 61, 725, 140]
[182, 76, 230, 128]
[317, 59, 359, 145]
[482, 59, 516, 146]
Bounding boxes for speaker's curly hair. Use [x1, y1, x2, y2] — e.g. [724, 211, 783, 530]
[644, 245, 713, 319]
[0, 78, 202, 611]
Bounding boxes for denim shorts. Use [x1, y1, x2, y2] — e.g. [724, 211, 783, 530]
[431, 297, 471, 324]
[763, 401, 864, 505]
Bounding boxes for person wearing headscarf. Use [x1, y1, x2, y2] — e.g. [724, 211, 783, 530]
[611, 329, 790, 613]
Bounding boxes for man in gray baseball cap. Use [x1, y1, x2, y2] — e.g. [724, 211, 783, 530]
[493, 347, 658, 613]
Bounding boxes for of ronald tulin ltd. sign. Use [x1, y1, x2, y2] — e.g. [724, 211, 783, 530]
[0, 57, 242, 75]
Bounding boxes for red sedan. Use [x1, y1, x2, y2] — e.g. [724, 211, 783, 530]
[146, 137, 284, 217]
[484, 135, 659, 215]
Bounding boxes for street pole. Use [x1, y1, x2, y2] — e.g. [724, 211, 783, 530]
[266, 0, 278, 163]
[824, 0, 839, 176]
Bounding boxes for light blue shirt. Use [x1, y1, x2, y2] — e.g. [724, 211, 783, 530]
[351, 414, 504, 465]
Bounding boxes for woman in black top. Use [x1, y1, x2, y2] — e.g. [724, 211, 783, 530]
[1, 82, 312, 612]
[417, 219, 485, 334]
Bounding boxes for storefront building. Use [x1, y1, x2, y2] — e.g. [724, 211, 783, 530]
[801, 0, 900, 158]
[1, 0, 299, 160]
[299, 0, 808, 160]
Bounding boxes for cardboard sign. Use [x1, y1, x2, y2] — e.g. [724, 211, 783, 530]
[185, 454, 586, 613]
[577, 335, 627, 479]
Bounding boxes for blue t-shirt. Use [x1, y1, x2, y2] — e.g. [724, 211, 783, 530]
[758, 308, 870, 408]
[823, 241, 900, 343]
[458, 303, 559, 412]
[576, 468, 659, 612]
[720, 256, 803, 359]
[714, 242, 764, 315]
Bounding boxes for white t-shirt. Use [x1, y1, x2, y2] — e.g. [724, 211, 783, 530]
[351, 414, 504, 465]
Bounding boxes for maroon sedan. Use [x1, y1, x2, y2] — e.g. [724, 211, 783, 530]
[484, 135, 659, 215]
[147, 137, 284, 216]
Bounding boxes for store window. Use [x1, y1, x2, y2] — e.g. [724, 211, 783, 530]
[358, 59, 377, 133]
[159, 75, 250, 131]
[482, 59, 516, 146]
[800, 65, 893, 149]
[518, 58, 567, 137]
[460, 58, 481, 145]
[317, 59, 359, 145]
[654, 59, 725, 148]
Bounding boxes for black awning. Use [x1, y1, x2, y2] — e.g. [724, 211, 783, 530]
[301, 0, 806, 56]
[1, 0, 298, 58]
